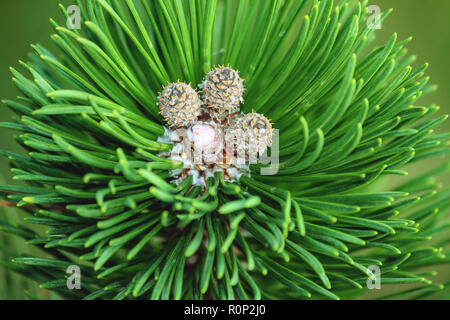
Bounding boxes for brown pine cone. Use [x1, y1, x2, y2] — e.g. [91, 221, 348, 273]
[157, 81, 201, 128]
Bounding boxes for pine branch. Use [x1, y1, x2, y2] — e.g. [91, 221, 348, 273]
[0, 0, 449, 300]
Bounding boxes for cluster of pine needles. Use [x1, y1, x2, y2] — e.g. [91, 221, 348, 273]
[0, 0, 449, 300]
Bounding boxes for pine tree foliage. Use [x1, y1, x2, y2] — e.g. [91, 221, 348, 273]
[0, 0, 449, 300]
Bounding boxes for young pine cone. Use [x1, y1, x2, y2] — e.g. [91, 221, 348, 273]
[158, 82, 201, 128]
[202, 66, 245, 117]
[228, 112, 273, 156]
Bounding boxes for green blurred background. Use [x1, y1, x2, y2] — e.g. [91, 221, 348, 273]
[0, 0, 448, 299]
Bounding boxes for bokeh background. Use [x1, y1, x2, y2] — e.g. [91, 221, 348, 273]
[0, 0, 448, 299]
